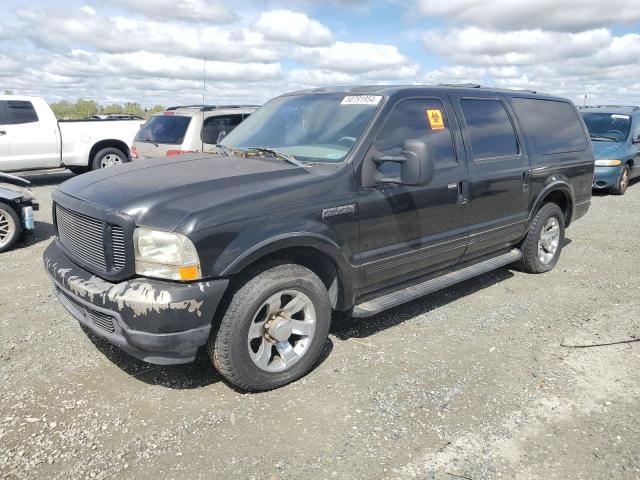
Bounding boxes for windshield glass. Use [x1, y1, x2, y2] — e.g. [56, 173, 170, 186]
[135, 115, 191, 145]
[220, 93, 382, 163]
[580, 112, 631, 142]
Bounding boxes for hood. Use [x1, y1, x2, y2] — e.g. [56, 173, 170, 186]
[57, 154, 314, 231]
[591, 141, 624, 159]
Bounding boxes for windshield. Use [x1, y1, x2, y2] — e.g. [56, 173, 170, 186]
[220, 93, 382, 163]
[135, 115, 191, 145]
[580, 112, 631, 142]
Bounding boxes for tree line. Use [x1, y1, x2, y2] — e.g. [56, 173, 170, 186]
[2, 90, 164, 119]
[49, 99, 165, 120]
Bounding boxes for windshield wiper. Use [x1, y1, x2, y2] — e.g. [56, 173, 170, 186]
[590, 133, 618, 142]
[141, 136, 158, 147]
[214, 144, 232, 156]
[246, 147, 305, 168]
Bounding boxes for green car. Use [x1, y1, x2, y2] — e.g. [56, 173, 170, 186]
[580, 105, 640, 195]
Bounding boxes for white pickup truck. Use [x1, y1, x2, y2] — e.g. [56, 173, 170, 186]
[0, 95, 143, 173]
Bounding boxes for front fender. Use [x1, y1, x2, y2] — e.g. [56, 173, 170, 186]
[219, 231, 352, 277]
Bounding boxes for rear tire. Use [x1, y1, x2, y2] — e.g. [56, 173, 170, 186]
[91, 147, 128, 170]
[609, 165, 630, 195]
[518, 203, 565, 274]
[0, 202, 22, 253]
[209, 263, 331, 392]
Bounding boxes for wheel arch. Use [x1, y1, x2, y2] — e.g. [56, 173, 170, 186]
[89, 140, 130, 165]
[220, 233, 355, 311]
[529, 182, 575, 228]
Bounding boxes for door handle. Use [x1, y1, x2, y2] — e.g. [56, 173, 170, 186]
[0, 130, 6, 135]
[523, 171, 531, 191]
[457, 180, 469, 205]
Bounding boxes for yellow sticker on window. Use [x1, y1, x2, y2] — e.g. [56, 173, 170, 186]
[426, 109, 445, 130]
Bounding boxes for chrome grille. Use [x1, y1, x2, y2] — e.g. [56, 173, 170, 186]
[111, 226, 126, 269]
[56, 204, 107, 270]
[55, 204, 127, 273]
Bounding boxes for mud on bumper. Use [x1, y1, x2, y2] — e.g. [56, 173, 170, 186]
[44, 241, 228, 365]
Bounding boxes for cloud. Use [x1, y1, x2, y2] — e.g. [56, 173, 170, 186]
[417, 0, 640, 32]
[423, 28, 612, 65]
[44, 50, 282, 83]
[16, 7, 282, 63]
[295, 41, 418, 74]
[105, 0, 237, 23]
[253, 9, 334, 47]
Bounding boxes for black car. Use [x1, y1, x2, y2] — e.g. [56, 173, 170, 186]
[43, 85, 594, 391]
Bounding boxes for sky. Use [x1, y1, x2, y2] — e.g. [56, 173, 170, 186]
[1, 0, 640, 107]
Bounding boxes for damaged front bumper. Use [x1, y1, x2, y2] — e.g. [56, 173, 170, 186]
[43, 241, 228, 365]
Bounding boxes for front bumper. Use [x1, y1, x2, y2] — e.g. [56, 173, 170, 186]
[44, 241, 228, 365]
[592, 165, 622, 189]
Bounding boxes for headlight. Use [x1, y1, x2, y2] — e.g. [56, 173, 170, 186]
[595, 159, 622, 167]
[133, 228, 201, 281]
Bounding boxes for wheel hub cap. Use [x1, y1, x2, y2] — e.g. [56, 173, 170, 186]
[538, 217, 560, 265]
[267, 318, 293, 342]
[247, 289, 316, 372]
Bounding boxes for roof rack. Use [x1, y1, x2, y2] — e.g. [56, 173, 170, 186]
[166, 104, 260, 112]
[580, 104, 640, 111]
[437, 83, 539, 94]
[438, 83, 481, 88]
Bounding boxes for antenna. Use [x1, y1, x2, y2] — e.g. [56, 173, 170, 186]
[202, 57, 207, 151]
[583, 94, 587, 107]
[202, 57, 207, 106]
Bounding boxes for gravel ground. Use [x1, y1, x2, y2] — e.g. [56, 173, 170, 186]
[1, 171, 639, 480]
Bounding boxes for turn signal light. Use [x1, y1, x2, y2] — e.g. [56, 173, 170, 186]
[179, 265, 200, 281]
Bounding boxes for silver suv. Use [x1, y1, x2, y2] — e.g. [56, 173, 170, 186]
[131, 105, 258, 159]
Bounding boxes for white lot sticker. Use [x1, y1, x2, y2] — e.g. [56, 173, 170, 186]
[611, 114, 630, 119]
[341, 95, 382, 105]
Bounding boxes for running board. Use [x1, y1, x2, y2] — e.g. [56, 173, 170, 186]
[353, 249, 522, 317]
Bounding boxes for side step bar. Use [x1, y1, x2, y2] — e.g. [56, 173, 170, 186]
[353, 249, 522, 317]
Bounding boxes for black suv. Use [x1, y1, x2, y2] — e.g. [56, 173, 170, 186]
[44, 85, 594, 391]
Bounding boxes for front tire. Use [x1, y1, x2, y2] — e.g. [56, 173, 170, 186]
[518, 203, 565, 273]
[91, 147, 128, 170]
[0, 202, 22, 253]
[610, 164, 630, 195]
[209, 263, 331, 392]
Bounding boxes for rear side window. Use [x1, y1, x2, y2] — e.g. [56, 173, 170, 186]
[7, 101, 39, 124]
[135, 115, 191, 145]
[460, 99, 519, 159]
[374, 98, 457, 167]
[0, 102, 11, 125]
[512, 98, 587, 154]
[202, 114, 243, 144]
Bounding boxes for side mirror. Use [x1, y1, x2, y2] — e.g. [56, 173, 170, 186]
[371, 139, 435, 186]
[633, 134, 640, 144]
[217, 130, 228, 143]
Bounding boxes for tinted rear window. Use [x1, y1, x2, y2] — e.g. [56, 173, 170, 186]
[460, 99, 519, 159]
[7, 100, 39, 124]
[202, 114, 243, 144]
[512, 98, 588, 154]
[135, 115, 191, 145]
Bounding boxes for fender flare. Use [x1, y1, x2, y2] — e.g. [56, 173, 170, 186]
[528, 181, 575, 227]
[218, 232, 356, 307]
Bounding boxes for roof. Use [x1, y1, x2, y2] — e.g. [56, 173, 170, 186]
[284, 84, 549, 98]
[579, 105, 640, 115]
[166, 105, 260, 112]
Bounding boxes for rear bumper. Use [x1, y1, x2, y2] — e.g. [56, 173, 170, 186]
[44, 241, 228, 365]
[592, 165, 622, 189]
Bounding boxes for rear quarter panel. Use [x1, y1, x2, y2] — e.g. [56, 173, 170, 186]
[507, 95, 594, 225]
[59, 120, 143, 166]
